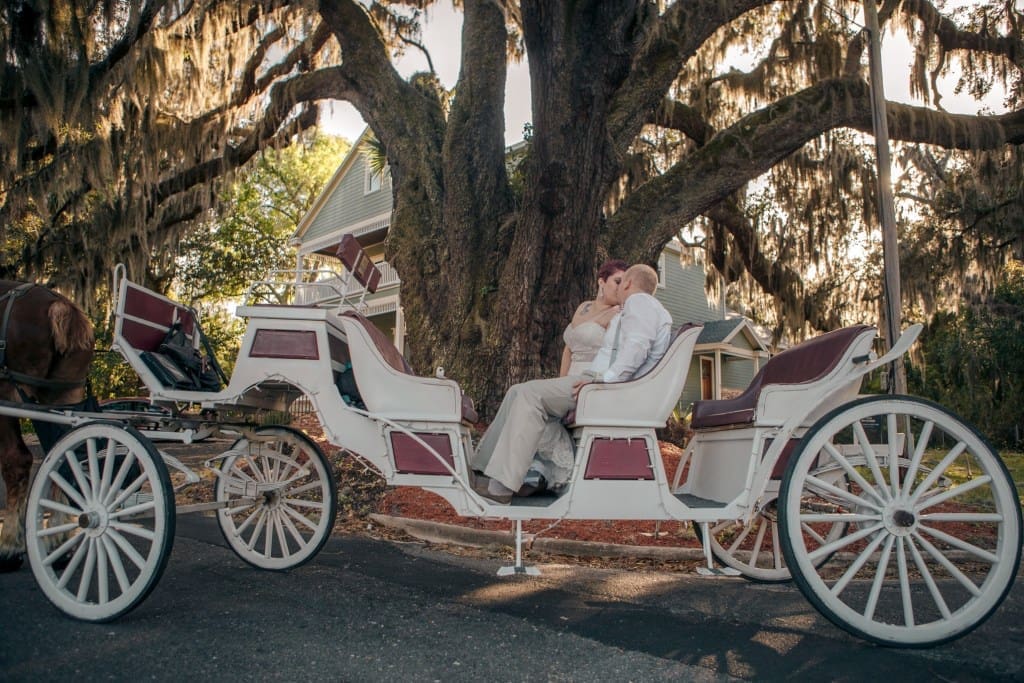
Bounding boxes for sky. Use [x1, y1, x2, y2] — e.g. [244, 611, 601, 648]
[319, 2, 1007, 145]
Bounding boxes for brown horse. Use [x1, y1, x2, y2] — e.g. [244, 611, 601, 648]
[0, 281, 94, 571]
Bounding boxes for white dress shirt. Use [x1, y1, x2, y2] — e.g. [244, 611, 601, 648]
[586, 292, 673, 383]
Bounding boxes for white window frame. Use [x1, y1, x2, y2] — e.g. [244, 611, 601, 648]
[657, 253, 667, 288]
[364, 163, 387, 194]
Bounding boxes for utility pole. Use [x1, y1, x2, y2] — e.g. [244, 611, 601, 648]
[864, 0, 907, 394]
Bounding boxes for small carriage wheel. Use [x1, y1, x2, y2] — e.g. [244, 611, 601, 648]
[778, 395, 1022, 647]
[215, 425, 337, 570]
[25, 421, 175, 622]
[695, 483, 849, 583]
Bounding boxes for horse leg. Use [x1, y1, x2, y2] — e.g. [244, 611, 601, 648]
[0, 417, 32, 571]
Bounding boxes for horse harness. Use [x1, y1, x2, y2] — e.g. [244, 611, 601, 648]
[0, 282, 89, 395]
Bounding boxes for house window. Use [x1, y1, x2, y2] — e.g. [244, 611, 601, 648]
[365, 164, 388, 194]
[657, 253, 666, 288]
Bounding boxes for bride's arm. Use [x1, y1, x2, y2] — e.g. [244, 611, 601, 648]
[559, 345, 571, 377]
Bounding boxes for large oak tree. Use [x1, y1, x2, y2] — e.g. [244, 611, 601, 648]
[2, 0, 1022, 414]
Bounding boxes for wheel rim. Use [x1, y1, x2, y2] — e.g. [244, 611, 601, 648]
[216, 426, 336, 570]
[25, 422, 174, 622]
[780, 396, 1022, 646]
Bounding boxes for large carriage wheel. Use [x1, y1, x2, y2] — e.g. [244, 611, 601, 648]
[696, 479, 849, 582]
[779, 395, 1022, 647]
[215, 425, 337, 570]
[25, 422, 175, 622]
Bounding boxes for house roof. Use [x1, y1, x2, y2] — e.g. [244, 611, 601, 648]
[696, 318, 769, 354]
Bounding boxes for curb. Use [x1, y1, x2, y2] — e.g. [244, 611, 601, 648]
[368, 514, 705, 561]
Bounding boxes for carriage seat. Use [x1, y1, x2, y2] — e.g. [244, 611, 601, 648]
[689, 324, 875, 430]
[337, 310, 478, 424]
[570, 323, 703, 428]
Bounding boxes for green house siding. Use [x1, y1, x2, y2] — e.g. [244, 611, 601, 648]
[655, 256, 721, 327]
[722, 357, 757, 392]
[303, 151, 393, 244]
[679, 360, 703, 413]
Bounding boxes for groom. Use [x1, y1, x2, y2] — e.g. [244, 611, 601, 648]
[472, 264, 672, 503]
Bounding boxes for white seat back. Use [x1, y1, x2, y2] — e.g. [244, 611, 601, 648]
[572, 324, 702, 427]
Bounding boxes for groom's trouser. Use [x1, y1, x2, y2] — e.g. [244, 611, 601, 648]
[472, 375, 583, 490]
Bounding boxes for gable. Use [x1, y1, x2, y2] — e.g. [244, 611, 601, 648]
[293, 132, 393, 251]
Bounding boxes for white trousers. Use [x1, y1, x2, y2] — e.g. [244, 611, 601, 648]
[472, 374, 583, 490]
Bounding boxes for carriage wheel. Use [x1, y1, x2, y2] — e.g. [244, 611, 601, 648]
[779, 395, 1022, 647]
[25, 422, 175, 622]
[696, 482, 848, 583]
[215, 425, 337, 570]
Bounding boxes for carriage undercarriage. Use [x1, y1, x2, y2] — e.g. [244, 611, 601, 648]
[1, 259, 1019, 648]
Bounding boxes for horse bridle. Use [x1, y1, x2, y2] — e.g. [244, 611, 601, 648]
[0, 283, 89, 393]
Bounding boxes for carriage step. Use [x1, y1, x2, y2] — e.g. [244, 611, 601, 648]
[696, 567, 742, 577]
[673, 493, 727, 508]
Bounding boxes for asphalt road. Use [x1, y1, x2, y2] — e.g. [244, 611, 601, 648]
[2, 513, 1023, 682]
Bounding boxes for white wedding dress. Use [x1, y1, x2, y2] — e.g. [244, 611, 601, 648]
[526, 321, 607, 490]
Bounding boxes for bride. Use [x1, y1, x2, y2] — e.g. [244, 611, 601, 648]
[523, 259, 627, 493]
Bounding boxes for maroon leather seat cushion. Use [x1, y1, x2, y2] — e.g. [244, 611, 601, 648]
[690, 325, 872, 430]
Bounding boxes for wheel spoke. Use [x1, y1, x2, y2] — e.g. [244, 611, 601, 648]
[108, 521, 156, 542]
[108, 472, 150, 511]
[912, 530, 983, 597]
[47, 470, 88, 510]
[907, 535, 952, 619]
[747, 518, 768, 569]
[244, 509, 269, 551]
[798, 512, 879, 523]
[854, 421, 892, 503]
[920, 512, 1003, 523]
[770, 521, 782, 570]
[274, 512, 289, 557]
[915, 476, 993, 512]
[106, 527, 149, 569]
[727, 521, 755, 554]
[901, 420, 934, 498]
[801, 521, 828, 546]
[65, 449, 94, 505]
[283, 480, 321, 497]
[886, 413, 902, 496]
[86, 440, 101, 500]
[864, 535, 896, 621]
[808, 522, 885, 563]
[44, 531, 84, 567]
[76, 538, 97, 602]
[896, 537, 915, 627]
[917, 523, 999, 564]
[35, 521, 80, 539]
[805, 474, 878, 511]
[234, 505, 263, 536]
[109, 500, 156, 520]
[262, 510, 274, 557]
[96, 535, 110, 604]
[823, 442, 887, 507]
[99, 438, 117, 502]
[40, 491, 83, 517]
[282, 498, 324, 510]
[100, 535, 132, 595]
[830, 527, 888, 598]
[281, 501, 320, 532]
[103, 451, 138, 507]
[57, 536, 90, 589]
[278, 508, 306, 548]
[909, 441, 968, 507]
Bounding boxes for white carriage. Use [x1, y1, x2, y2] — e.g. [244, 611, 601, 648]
[15, 239, 1022, 647]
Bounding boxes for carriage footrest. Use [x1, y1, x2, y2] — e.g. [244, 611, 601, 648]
[696, 567, 741, 577]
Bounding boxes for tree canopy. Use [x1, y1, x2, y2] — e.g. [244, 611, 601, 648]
[2, 0, 1022, 413]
